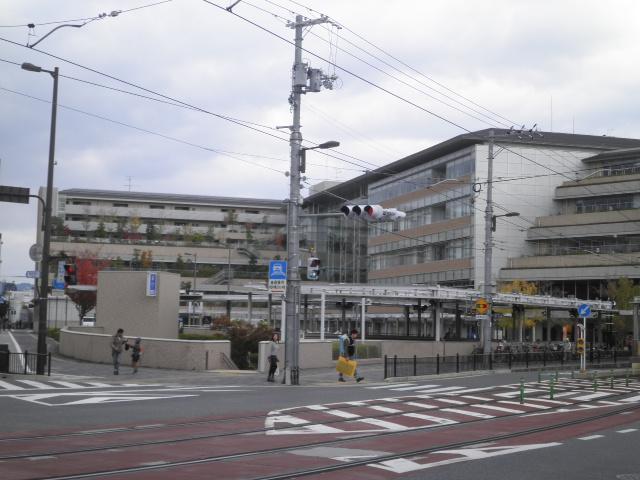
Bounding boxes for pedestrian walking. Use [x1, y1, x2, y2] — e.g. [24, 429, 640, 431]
[131, 337, 142, 373]
[338, 329, 364, 383]
[111, 328, 126, 375]
[267, 332, 279, 382]
[563, 337, 572, 361]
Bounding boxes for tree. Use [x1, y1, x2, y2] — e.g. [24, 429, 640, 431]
[95, 220, 107, 239]
[245, 223, 254, 244]
[607, 277, 640, 340]
[175, 254, 185, 274]
[50, 216, 65, 236]
[205, 224, 216, 243]
[67, 252, 111, 322]
[145, 221, 159, 241]
[140, 250, 153, 269]
[115, 218, 127, 239]
[498, 280, 538, 295]
[227, 319, 272, 369]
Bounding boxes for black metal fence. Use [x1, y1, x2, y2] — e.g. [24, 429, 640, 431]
[384, 349, 633, 379]
[0, 351, 51, 376]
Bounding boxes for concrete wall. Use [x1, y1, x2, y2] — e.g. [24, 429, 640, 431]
[258, 340, 333, 372]
[97, 271, 179, 339]
[60, 328, 231, 370]
[257, 339, 475, 372]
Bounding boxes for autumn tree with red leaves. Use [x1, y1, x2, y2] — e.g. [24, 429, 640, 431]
[67, 252, 112, 322]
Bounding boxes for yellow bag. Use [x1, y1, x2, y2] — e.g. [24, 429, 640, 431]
[336, 356, 357, 377]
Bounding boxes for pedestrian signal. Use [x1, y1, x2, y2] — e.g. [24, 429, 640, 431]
[576, 337, 585, 354]
[63, 263, 77, 286]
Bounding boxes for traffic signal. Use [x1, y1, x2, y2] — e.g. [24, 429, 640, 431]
[576, 337, 585, 354]
[63, 263, 77, 286]
[339, 204, 406, 221]
[307, 257, 320, 280]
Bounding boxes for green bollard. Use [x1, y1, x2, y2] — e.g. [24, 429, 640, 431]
[538, 370, 542, 383]
[571, 369, 575, 379]
[610, 369, 614, 389]
[549, 378, 555, 400]
[593, 373, 598, 392]
[519, 378, 525, 405]
[555, 369, 559, 382]
[626, 370, 630, 387]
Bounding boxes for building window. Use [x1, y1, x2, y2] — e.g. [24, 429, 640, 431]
[174, 221, 187, 226]
[175, 206, 190, 211]
[575, 195, 634, 214]
[150, 205, 165, 210]
[112, 202, 128, 207]
[72, 200, 91, 206]
[245, 209, 260, 214]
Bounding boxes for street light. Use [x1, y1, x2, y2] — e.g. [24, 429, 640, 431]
[22, 62, 59, 375]
[299, 141, 340, 173]
[285, 139, 340, 385]
[491, 212, 520, 232]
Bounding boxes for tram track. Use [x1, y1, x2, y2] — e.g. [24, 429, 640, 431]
[3, 381, 639, 479]
[1, 379, 636, 461]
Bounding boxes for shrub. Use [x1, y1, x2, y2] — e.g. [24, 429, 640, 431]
[47, 328, 60, 341]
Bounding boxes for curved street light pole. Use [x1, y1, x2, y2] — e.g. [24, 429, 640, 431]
[22, 62, 58, 375]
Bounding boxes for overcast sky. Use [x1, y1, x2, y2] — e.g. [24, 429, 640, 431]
[1, 0, 639, 284]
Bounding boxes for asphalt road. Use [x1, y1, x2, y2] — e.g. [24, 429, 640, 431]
[1, 330, 639, 479]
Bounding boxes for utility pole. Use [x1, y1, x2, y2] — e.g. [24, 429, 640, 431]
[482, 129, 494, 354]
[284, 14, 335, 385]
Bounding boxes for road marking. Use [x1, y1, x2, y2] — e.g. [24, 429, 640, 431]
[402, 413, 458, 426]
[570, 393, 612, 401]
[368, 405, 403, 414]
[578, 435, 604, 440]
[16, 380, 53, 389]
[306, 404, 329, 410]
[527, 398, 570, 405]
[414, 386, 466, 394]
[49, 381, 85, 389]
[391, 384, 441, 391]
[617, 429, 638, 434]
[499, 401, 550, 409]
[355, 418, 408, 431]
[461, 395, 492, 401]
[325, 409, 361, 419]
[0, 380, 25, 390]
[441, 408, 495, 419]
[86, 382, 118, 388]
[368, 383, 415, 389]
[621, 395, 640, 403]
[437, 398, 467, 405]
[405, 401, 438, 409]
[472, 404, 525, 414]
[494, 389, 543, 398]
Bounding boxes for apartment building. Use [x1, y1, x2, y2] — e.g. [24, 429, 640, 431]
[37, 189, 287, 288]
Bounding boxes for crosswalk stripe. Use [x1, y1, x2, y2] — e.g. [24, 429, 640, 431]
[414, 386, 466, 394]
[325, 409, 361, 419]
[391, 384, 441, 391]
[368, 405, 403, 414]
[499, 400, 550, 409]
[85, 382, 113, 388]
[402, 412, 458, 425]
[305, 404, 329, 410]
[437, 398, 467, 405]
[356, 418, 408, 430]
[441, 408, 495, 419]
[578, 435, 604, 440]
[621, 395, 640, 402]
[461, 395, 492, 401]
[49, 381, 85, 389]
[0, 380, 24, 390]
[569, 393, 611, 401]
[528, 398, 570, 405]
[472, 404, 525, 414]
[405, 401, 438, 409]
[368, 383, 415, 389]
[16, 380, 53, 389]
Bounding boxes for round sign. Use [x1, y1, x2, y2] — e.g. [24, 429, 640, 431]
[475, 298, 489, 315]
[29, 243, 42, 262]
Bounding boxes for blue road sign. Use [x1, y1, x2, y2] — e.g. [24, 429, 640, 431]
[52, 279, 65, 290]
[146, 272, 158, 297]
[269, 260, 287, 281]
[578, 303, 591, 318]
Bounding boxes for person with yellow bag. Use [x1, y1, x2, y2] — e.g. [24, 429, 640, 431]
[337, 329, 364, 383]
